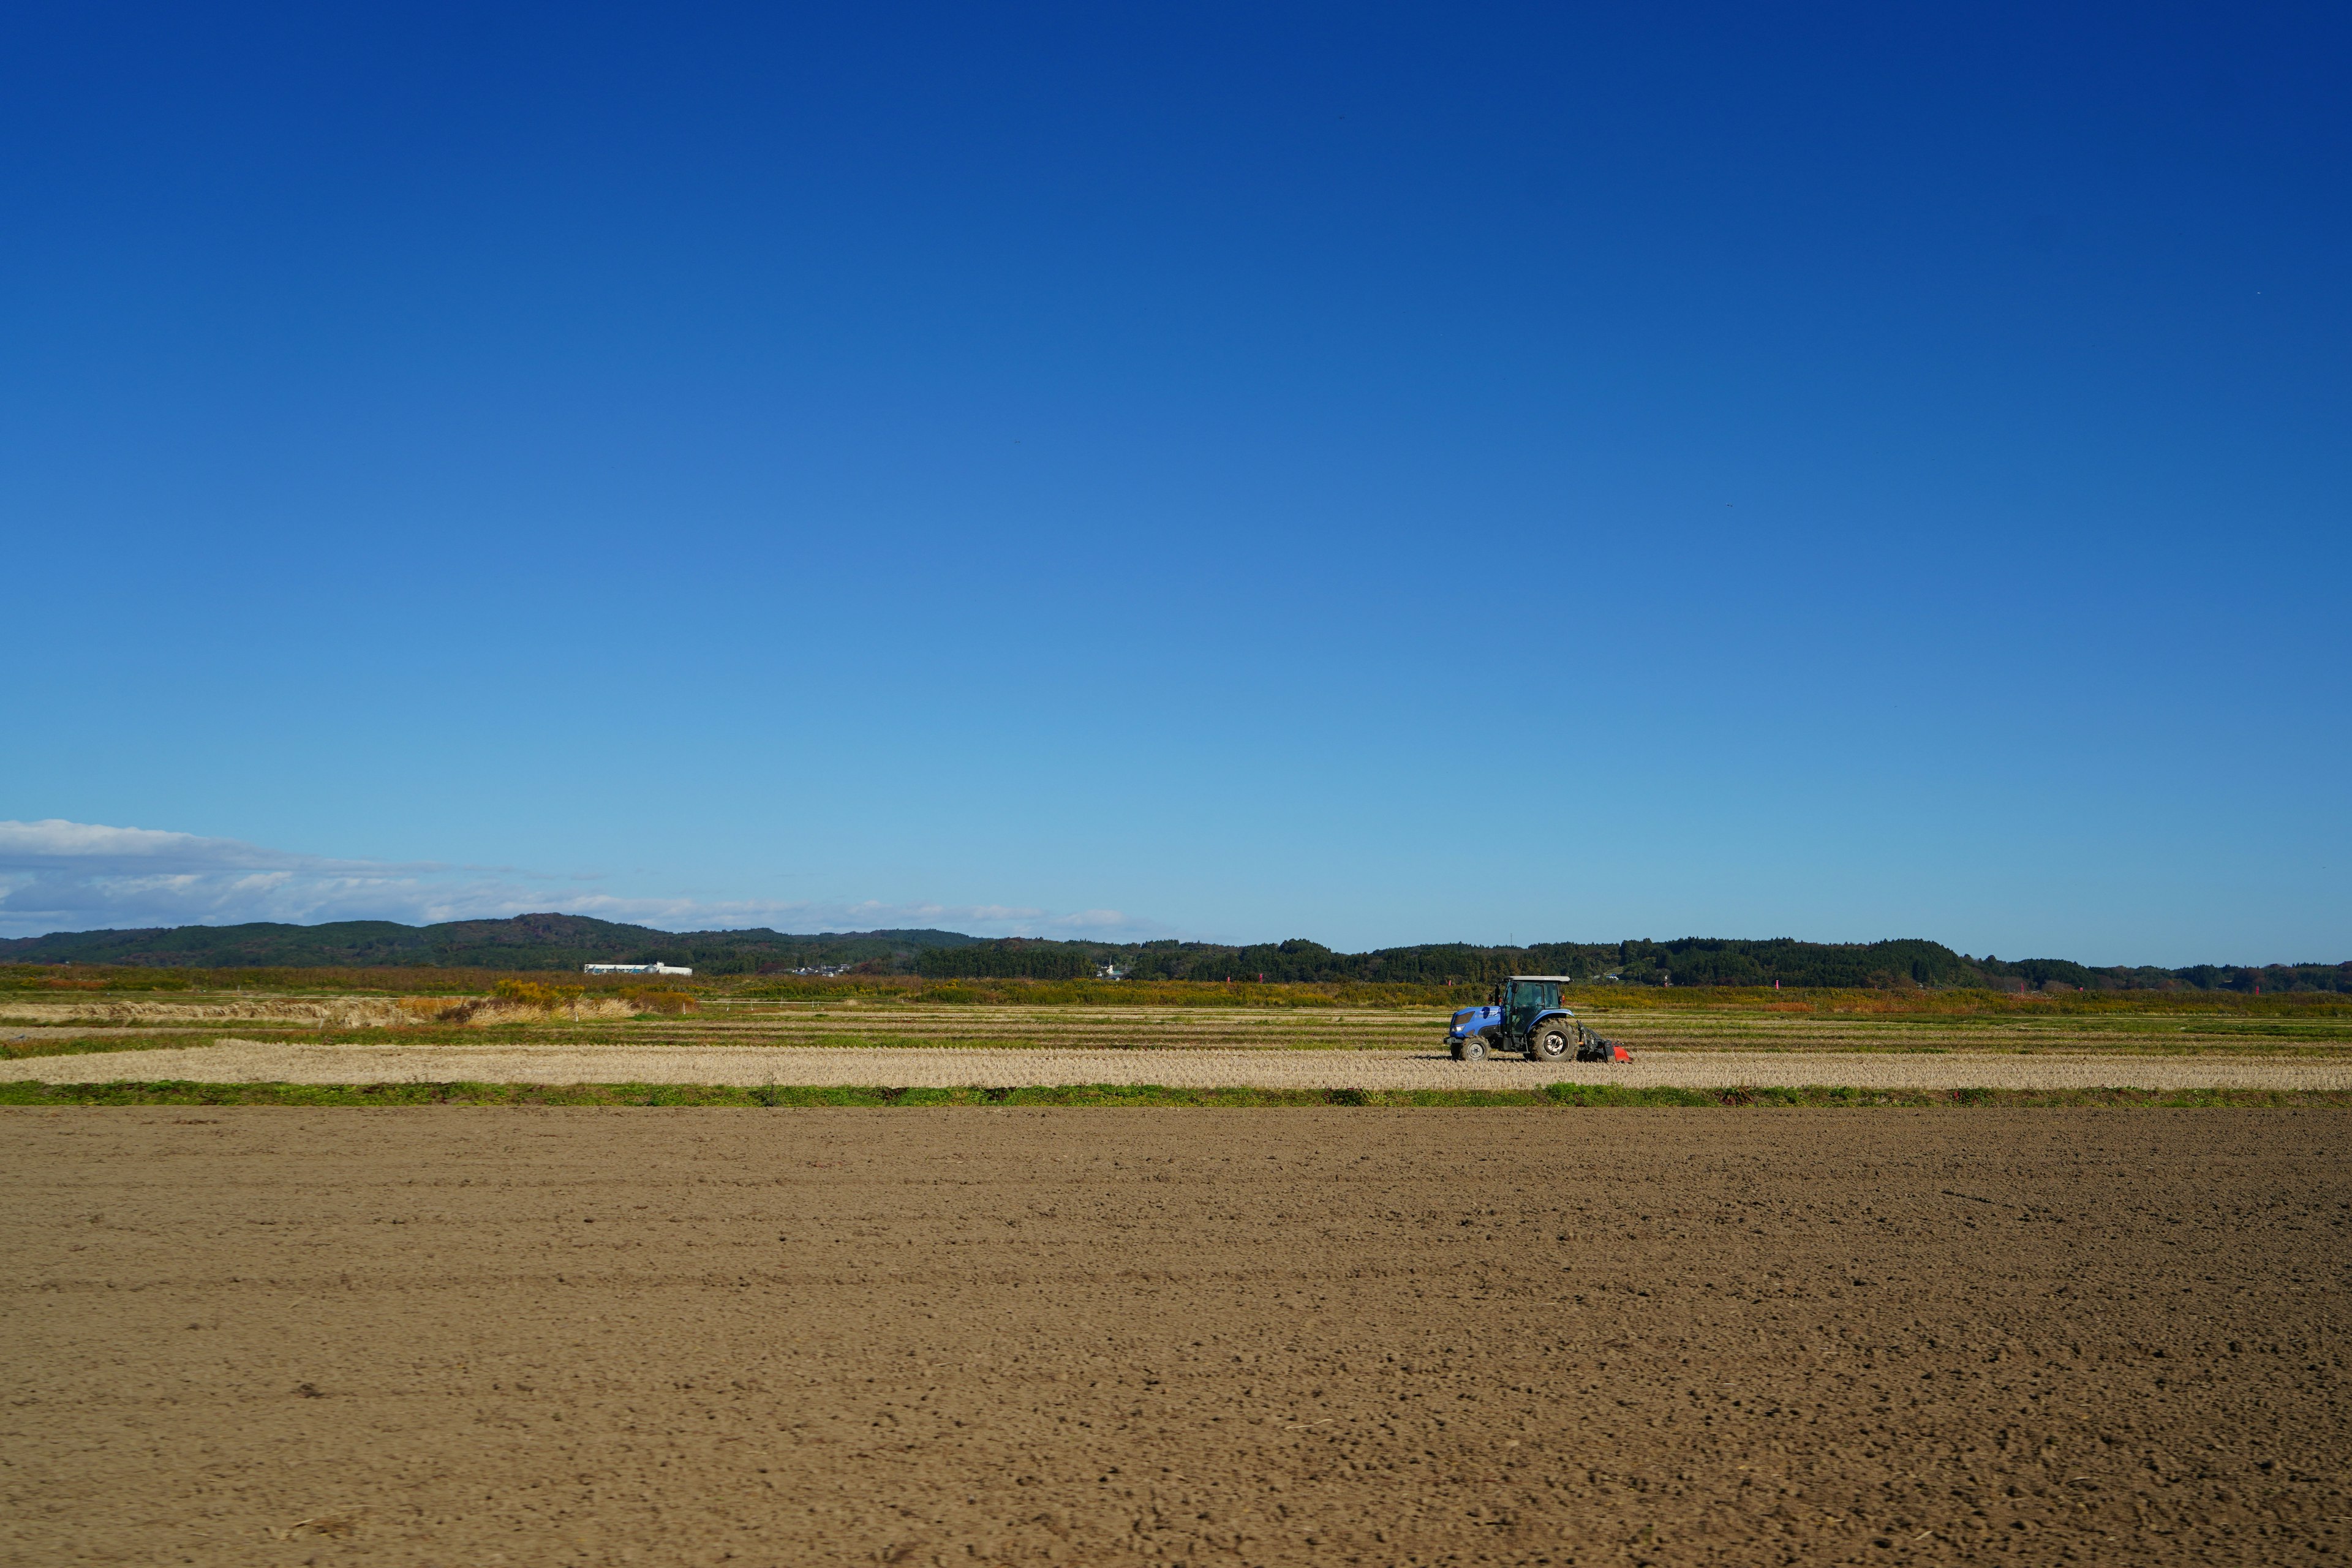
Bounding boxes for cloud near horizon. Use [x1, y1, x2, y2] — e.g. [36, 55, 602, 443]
[0, 820, 1160, 941]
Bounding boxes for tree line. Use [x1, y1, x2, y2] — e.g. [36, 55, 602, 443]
[917, 935, 2352, 993]
[6, 916, 2344, 992]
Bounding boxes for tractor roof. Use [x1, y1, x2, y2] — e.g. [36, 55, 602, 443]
[1507, 974, 1577, 983]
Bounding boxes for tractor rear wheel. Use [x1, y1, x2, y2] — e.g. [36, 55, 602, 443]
[1528, 1018, 1574, 1062]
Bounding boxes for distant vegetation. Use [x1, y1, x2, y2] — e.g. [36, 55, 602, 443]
[0, 913, 978, 974]
[0, 916, 2343, 993]
[920, 934, 2350, 995]
[9, 967, 2345, 1016]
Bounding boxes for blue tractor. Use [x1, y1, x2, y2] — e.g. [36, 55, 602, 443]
[1447, 975, 1629, 1063]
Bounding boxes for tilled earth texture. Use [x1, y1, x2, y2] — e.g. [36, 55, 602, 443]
[17, 1041, 2352, 1090]
[4, 1110, 2346, 1568]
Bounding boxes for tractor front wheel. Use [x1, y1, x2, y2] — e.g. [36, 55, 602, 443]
[1455, 1036, 1488, 1063]
[1528, 1018, 1575, 1063]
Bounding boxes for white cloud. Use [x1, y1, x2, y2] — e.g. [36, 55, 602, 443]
[0, 820, 1173, 941]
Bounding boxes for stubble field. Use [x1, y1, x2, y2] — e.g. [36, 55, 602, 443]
[10, 986, 2351, 1099]
[10, 992, 2352, 1057]
[6, 1107, 2346, 1566]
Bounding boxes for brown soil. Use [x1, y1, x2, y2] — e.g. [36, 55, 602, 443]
[3, 1109, 2345, 1566]
[17, 1039, 2352, 1090]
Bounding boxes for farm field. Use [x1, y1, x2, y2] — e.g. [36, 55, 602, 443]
[9, 982, 2350, 1098]
[7, 990, 2351, 1057]
[13, 1039, 2352, 1093]
[5, 1107, 2346, 1566]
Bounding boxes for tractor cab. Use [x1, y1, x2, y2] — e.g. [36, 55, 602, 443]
[1447, 974, 1629, 1065]
[1503, 976, 1564, 1038]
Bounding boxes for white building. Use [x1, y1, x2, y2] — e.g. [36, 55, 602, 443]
[582, 962, 693, 976]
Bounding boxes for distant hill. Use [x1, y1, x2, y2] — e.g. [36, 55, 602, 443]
[1, 918, 2342, 992]
[0, 914, 981, 973]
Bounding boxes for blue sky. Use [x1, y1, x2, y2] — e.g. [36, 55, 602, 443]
[3, 2, 2345, 963]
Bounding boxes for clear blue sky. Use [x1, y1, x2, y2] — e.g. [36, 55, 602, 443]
[4, 2, 2345, 963]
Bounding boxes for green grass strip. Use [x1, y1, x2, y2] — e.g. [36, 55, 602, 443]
[0, 1035, 220, 1061]
[4, 1080, 2351, 1109]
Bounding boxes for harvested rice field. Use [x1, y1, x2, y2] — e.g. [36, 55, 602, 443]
[11, 1038, 2352, 1092]
[9, 994, 2351, 1058]
[4, 1107, 2346, 1566]
[11, 987, 2350, 1097]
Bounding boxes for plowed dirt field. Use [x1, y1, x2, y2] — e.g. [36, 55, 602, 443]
[15, 1039, 2352, 1091]
[4, 1109, 2346, 1566]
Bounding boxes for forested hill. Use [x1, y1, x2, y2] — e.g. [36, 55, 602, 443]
[916, 935, 2350, 994]
[1, 917, 2345, 993]
[0, 914, 979, 973]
